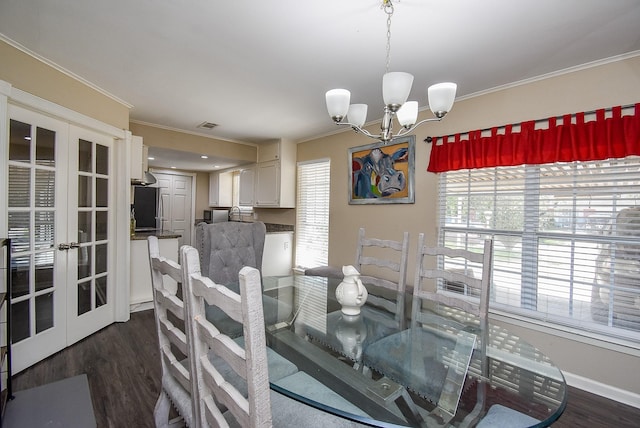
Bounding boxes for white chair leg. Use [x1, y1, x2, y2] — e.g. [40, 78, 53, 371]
[154, 391, 172, 428]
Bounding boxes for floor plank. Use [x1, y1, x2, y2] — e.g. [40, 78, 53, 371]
[11, 310, 640, 427]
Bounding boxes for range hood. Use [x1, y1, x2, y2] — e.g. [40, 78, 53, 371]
[132, 171, 157, 186]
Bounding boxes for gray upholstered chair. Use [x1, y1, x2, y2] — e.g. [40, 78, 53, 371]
[181, 245, 369, 428]
[195, 221, 266, 284]
[148, 236, 194, 427]
[364, 235, 494, 425]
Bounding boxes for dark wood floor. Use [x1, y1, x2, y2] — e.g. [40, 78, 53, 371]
[11, 310, 640, 428]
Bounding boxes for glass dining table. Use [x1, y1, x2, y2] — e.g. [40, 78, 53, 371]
[252, 275, 567, 427]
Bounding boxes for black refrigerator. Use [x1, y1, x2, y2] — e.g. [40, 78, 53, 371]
[133, 186, 159, 230]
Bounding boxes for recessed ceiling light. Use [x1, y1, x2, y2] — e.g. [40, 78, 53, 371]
[213, 165, 220, 169]
[170, 166, 176, 169]
[148, 156, 155, 160]
[201, 155, 208, 159]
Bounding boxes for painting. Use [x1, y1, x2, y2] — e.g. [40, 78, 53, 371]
[348, 135, 415, 204]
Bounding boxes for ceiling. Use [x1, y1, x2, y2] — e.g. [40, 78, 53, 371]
[2, 0, 640, 171]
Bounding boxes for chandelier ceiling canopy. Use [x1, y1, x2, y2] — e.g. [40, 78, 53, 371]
[325, 0, 457, 143]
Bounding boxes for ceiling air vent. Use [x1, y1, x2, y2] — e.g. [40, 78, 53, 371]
[197, 121, 218, 130]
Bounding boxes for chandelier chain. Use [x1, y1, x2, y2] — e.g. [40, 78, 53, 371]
[384, 1, 394, 74]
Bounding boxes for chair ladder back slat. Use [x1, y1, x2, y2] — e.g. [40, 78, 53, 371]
[191, 274, 245, 324]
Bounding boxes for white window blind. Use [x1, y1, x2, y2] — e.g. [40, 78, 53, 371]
[295, 159, 330, 269]
[439, 157, 640, 342]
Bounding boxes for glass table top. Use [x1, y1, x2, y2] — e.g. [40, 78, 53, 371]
[252, 275, 566, 427]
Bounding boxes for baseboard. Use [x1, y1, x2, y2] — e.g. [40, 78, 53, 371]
[564, 371, 640, 409]
[130, 301, 154, 313]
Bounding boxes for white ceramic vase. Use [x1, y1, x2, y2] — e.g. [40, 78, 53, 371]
[335, 265, 368, 316]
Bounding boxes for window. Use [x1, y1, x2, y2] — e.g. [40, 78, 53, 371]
[439, 157, 640, 342]
[295, 159, 330, 269]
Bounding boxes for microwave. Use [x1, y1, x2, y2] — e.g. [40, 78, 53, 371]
[203, 209, 229, 223]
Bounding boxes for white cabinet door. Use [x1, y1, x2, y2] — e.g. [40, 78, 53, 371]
[255, 160, 280, 207]
[208, 171, 232, 207]
[239, 166, 255, 206]
[130, 135, 143, 181]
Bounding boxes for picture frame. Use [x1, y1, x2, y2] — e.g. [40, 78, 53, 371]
[348, 135, 415, 204]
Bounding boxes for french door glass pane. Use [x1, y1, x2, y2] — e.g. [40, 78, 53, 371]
[95, 243, 107, 274]
[78, 139, 92, 172]
[34, 211, 55, 250]
[96, 177, 108, 207]
[11, 255, 30, 298]
[35, 127, 56, 166]
[35, 169, 55, 207]
[96, 144, 108, 175]
[9, 119, 31, 162]
[8, 211, 30, 251]
[35, 292, 54, 333]
[12, 300, 30, 343]
[8, 165, 30, 207]
[96, 211, 108, 241]
[78, 281, 91, 315]
[78, 176, 92, 207]
[78, 246, 92, 280]
[96, 276, 107, 308]
[34, 252, 54, 292]
[78, 211, 92, 243]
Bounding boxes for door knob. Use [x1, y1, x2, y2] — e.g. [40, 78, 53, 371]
[70, 242, 80, 249]
[58, 243, 70, 250]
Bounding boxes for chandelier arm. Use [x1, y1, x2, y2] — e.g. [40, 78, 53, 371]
[394, 117, 444, 137]
[334, 121, 379, 139]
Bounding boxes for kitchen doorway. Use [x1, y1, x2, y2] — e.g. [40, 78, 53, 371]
[152, 171, 195, 247]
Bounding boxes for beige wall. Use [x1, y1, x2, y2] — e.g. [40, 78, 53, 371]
[0, 40, 129, 129]
[129, 122, 257, 164]
[297, 55, 640, 395]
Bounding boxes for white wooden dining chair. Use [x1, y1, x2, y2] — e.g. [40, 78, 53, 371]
[148, 236, 194, 427]
[363, 235, 494, 425]
[180, 245, 369, 428]
[306, 227, 410, 327]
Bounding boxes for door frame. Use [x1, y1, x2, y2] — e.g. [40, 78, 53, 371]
[0, 80, 131, 326]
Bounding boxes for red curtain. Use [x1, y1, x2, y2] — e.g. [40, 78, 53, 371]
[427, 103, 640, 173]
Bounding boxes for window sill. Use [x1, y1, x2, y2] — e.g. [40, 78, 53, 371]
[489, 309, 640, 357]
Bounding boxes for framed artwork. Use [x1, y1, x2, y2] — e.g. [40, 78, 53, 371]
[348, 135, 415, 204]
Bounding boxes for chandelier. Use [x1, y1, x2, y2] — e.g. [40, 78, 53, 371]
[325, 0, 457, 143]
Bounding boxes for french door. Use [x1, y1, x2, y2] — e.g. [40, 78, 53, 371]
[7, 105, 116, 372]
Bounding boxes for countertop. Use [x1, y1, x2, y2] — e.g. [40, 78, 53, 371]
[194, 219, 294, 233]
[130, 230, 182, 240]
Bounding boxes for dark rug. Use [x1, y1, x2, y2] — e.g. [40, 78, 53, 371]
[4, 374, 96, 428]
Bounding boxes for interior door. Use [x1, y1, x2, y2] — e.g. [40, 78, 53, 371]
[7, 106, 69, 373]
[155, 172, 193, 247]
[66, 126, 116, 344]
[7, 105, 116, 372]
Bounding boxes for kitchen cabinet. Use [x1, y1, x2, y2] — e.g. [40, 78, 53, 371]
[130, 135, 147, 182]
[254, 139, 296, 208]
[238, 166, 255, 206]
[208, 171, 233, 207]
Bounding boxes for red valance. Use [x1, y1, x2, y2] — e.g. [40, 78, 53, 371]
[427, 103, 640, 173]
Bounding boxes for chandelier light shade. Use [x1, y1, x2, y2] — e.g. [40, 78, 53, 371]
[428, 82, 458, 118]
[382, 72, 414, 109]
[324, 0, 457, 143]
[325, 89, 351, 122]
[347, 104, 368, 127]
